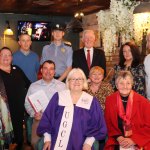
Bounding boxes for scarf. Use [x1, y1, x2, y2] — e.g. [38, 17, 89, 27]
[117, 90, 134, 137]
[0, 74, 14, 147]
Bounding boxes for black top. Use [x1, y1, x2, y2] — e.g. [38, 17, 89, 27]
[0, 65, 30, 147]
[114, 96, 128, 150]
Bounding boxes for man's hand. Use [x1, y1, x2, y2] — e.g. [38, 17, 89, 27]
[34, 112, 42, 120]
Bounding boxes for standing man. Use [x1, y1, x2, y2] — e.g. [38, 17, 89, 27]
[13, 33, 40, 83]
[40, 23, 73, 82]
[25, 60, 66, 149]
[72, 29, 106, 78]
[13, 33, 40, 145]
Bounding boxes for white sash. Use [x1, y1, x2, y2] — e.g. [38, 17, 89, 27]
[54, 91, 74, 150]
[54, 90, 93, 150]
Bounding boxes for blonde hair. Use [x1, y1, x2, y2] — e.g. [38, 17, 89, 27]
[115, 71, 134, 86]
[89, 66, 104, 77]
[66, 68, 88, 90]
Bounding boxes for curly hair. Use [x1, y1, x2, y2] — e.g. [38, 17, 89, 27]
[119, 42, 141, 68]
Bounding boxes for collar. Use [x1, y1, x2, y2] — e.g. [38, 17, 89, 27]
[84, 47, 94, 52]
[40, 78, 55, 85]
[51, 41, 63, 47]
[20, 49, 30, 56]
[58, 90, 93, 109]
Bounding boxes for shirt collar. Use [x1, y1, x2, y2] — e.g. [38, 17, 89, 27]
[20, 49, 30, 56]
[40, 78, 55, 85]
[84, 47, 93, 52]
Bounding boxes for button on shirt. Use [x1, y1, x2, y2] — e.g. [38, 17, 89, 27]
[25, 78, 66, 117]
[40, 42, 73, 77]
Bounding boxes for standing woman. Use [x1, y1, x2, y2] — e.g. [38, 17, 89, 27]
[37, 68, 107, 150]
[105, 71, 150, 149]
[111, 42, 146, 97]
[0, 47, 30, 149]
[0, 75, 14, 150]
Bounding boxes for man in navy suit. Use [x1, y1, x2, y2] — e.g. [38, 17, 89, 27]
[72, 29, 106, 78]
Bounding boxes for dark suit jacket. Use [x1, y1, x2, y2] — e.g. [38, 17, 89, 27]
[104, 91, 150, 150]
[72, 48, 106, 78]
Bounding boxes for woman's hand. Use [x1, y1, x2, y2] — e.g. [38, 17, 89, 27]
[34, 112, 42, 120]
[43, 141, 51, 150]
[117, 136, 135, 148]
[82, 144, 91, 150]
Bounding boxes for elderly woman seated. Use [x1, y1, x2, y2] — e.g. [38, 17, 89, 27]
[37, 68, 107, 150]
[105, 71, 150, 150]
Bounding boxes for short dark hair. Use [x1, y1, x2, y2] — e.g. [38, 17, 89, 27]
[0, 47, 12, 54]
[18, 33, 31, 41]
[119, 42, 141, 68]
[41, 60, 55, 69]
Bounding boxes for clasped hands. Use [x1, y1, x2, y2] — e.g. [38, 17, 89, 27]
[117, 136, 135, 148]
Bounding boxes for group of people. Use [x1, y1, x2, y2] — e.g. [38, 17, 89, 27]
[0, 22, 150, 150]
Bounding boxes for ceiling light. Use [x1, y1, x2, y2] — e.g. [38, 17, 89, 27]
[4, 21, 13, 35]
[74, 12, 84, 19]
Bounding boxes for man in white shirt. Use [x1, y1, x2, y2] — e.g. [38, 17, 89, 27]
[25, 60, 66, 149]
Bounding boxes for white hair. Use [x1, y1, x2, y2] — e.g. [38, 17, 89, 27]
[66, 68, 88, 90]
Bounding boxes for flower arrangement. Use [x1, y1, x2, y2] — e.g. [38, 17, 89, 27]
[133, 13, 150, 45]
[97, 0, 137, 53]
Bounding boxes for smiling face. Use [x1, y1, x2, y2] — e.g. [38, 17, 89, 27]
[41, 62, 55, 82]
[82, 30, 95, 49]
[123, 45, 133, 62]
[0, 49, 12, 66]
[116, 75, 133, 97]
[68, 72, 84, 92]
[89, 70, 104, 84]
[18, 34, 32, 51]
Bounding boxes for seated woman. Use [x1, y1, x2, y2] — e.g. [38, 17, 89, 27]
[105, 71, 150, 150]
[37, 68, 107, 150]
[87, 66, 114, 111]
[86, 66, 114, 150]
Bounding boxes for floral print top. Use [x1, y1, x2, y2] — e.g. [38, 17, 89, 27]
[86, 81, 114, 112]
[110, 64, 146, 97]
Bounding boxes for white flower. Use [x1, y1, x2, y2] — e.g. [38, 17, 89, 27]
[96, 0, 137, 53]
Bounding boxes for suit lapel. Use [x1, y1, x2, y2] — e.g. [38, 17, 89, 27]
[80, 49, 89, 71]
[91, 48, 96, 67]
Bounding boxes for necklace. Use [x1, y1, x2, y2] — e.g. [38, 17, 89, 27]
[122, 99, 128, 102]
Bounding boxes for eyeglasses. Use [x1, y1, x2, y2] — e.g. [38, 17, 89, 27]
[69, 78, 84, 82]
